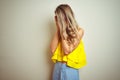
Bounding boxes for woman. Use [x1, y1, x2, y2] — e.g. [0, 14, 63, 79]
[50, 4, 87, 80]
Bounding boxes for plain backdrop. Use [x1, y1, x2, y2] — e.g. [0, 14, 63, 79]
[0, 0, 120, 80]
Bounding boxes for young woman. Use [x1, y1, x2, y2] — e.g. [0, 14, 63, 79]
[50, 4, 87, 80]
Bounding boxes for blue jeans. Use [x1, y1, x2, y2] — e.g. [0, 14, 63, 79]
[52, 62, 80, 80]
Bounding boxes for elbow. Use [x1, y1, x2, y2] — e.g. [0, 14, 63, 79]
[63, 45, 72, 55]
[50, 45, 55, 53]
[50, 47, 55, 54]
[64, 46, 74, 54]
[51, 49, 55, 53]
[64, 49, 71, 54]
[64, 51, 69, 54]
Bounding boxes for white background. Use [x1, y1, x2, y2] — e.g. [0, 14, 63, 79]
[0, 0, 120, 80]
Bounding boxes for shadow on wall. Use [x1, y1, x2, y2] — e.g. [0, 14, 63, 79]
[45, 18, 56, 80]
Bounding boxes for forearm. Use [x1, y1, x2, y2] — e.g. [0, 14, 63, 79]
[50, 31, 60, 53]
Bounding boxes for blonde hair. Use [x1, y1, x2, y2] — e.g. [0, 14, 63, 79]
[55, 4, 80, 46]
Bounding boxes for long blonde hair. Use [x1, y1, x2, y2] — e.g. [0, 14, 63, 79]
[55, 4, 80, 46]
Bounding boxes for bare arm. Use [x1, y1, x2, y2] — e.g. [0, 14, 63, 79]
[50, 30, 60, 53]
[61, 28, 84, 54]
[50, 16, 60, 53]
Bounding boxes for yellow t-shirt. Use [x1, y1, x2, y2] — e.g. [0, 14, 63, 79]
[51, 40, 87, 69]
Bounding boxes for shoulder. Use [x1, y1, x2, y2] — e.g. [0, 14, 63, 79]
[78, 26, 84, 32]
[78, 26, 84, 36]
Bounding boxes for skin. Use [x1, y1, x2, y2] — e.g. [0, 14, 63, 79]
[50, 16, 60, 53]
[50, 16, 84, 54]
